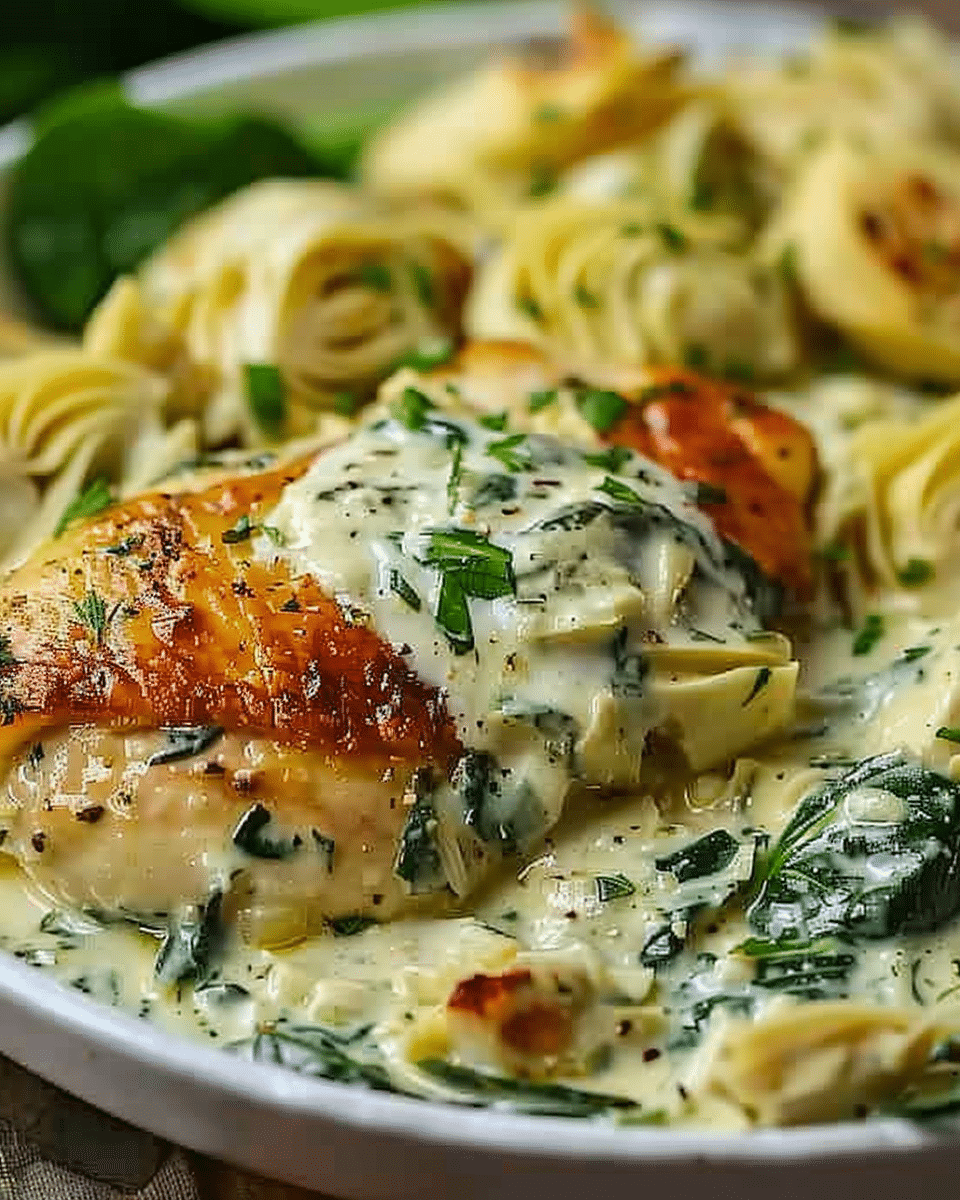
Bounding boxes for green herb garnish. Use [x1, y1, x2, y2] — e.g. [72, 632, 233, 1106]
[574, 283, 600, 308]
[390, 386, 434, 431]
[356, 261, 391, 291]
[486, 433, 528, 472]
[528, 388, 557, 412]
[583, 445, 632, 473]
[244, 363, 287, 439]
[743, 666, 772, 706]
[329, 915, 377, 937]
[597, 475, 644, 506]
[936, 727, 960, 744]
[516, 295, 544, 322]
[416, 1059, 638, 1118]
[852, 613, 884, 656]
[655, 829, 740, 882]
[478, 411, 509, 432]
[415, 528, 516, 654]
[221, 514, 254, 544]
[72, 590, 107, 641]
[396, 336, 455, 371]
[232, 803, 301, 860]
[333, 392, 361, 417]
[575, 388, 627, 433]
[409, 261, 434, 307]
[55, 477, 112, 536]
[897, 558, 934, 587]
[446, 439, 464, 514]
[657, 222, 688, 252]
[596, 873, 636, 902]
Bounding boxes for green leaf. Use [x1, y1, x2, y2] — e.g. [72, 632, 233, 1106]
[394, 774, 446, 894]
[574, 283, 600, 308]
[655, 830, 740, 883]
[749, 752, 960, 942]
[355, 261, 391, 292]
[409, 261, 434, 308]
[332, 392, 361, 417]
[575, 388, 628, 433]
[852, 613, 884, 656]
[244, 364, 287, 439]
[582, 446, 632, 473]
[742, 666, 772, 706]
[8, 100, 324, 330]
[416, 1059, 638, 1117]
[389, 569, 421, 611]
[155, 891, 224, 987]
[596, 873, 636, 902]
[395, 337, 455, 372]
[329, 915, 376, 937]
[235, 1020, 393, 1092]
[417, 528, 516, 601]
[55, 477, 112, 537]
[147, 726, 224, 768]
[596, 475, 645, 506]
[232, 803, 301, 860]
[528, 389, 557, 413]
[897, 558, 934, 587]
[485, 433, 528, 473]
[435, 572, 473, 654]
[656, 222, 688, 252]
[478, 411, 509, 432]
[446, 440, 464, 514]
[516, 295, 544, 322]
[72, 590, 107, 641]
[221, 514, 254, 545]
[390, 386, 434, 431]
[936, 727, 960, 744]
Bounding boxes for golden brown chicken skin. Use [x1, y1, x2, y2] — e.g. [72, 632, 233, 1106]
[0, 461, 462, 942]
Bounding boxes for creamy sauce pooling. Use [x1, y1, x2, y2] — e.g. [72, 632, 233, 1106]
[265, 401, 794, 894]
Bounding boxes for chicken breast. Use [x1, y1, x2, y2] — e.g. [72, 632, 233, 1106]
[0, 459, 461, 943]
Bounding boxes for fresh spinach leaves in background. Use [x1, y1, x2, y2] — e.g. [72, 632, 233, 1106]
[6, 90, 347, 330]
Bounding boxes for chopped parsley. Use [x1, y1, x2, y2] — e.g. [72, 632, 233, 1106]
[72, 590, 107, 640]
[414, 528, 516, 654]
[657, 222, 687, 252]
[897, 558, 934, 587]
[333, 392, 361, 417]
[575, 388, 627, 433]
[527, 167, 557, 198]
[478, 411, 509, 432]
[936, 727, 960, 744]
[597, 475, 644, 506]
[516, 295, 544, 322]
[396, 336, 455, 371]
[742, 666, 772, 706]
[446, 439, 464, 513]
[244, 363, 287, 439]
[409, 261, 434, 307]
[356, 261, 392, 292]
[221, 514, 254, 544]
[391, 387, 434, 431]
[596, 873, 636, 902]
[901, 645, 930, 663]
[486, 433, 528, 473]
[389, 569, 421, 611]
[582, 445, 632, 473]
[528, 388, 557, 412]
[574, 284, 600, 308]
[54, 477, 112, 537]
[852, 613, 884, 656]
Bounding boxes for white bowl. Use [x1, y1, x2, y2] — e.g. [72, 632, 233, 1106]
[0, 4, 955, 1195]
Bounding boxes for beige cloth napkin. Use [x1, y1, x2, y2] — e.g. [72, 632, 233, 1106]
[0, 1055, 315, 1199]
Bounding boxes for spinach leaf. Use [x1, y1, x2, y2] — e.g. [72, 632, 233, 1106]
[235, 1021, 394, 1091]
[655, 830, 740, 883]
[232, 804, 301, 860]
[454, 750, 544, 855]
[393, 773, 446, 894]
[749, 752, 960, 942]
[416, 1059, 639, 1118]
[8, 97, 326, 329]
[154, 891, 224, 986]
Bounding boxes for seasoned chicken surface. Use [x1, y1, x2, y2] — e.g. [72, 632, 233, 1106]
[0, 460, 461, 941]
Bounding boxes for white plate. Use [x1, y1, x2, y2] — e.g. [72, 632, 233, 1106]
[0, 3, 956, 1195]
